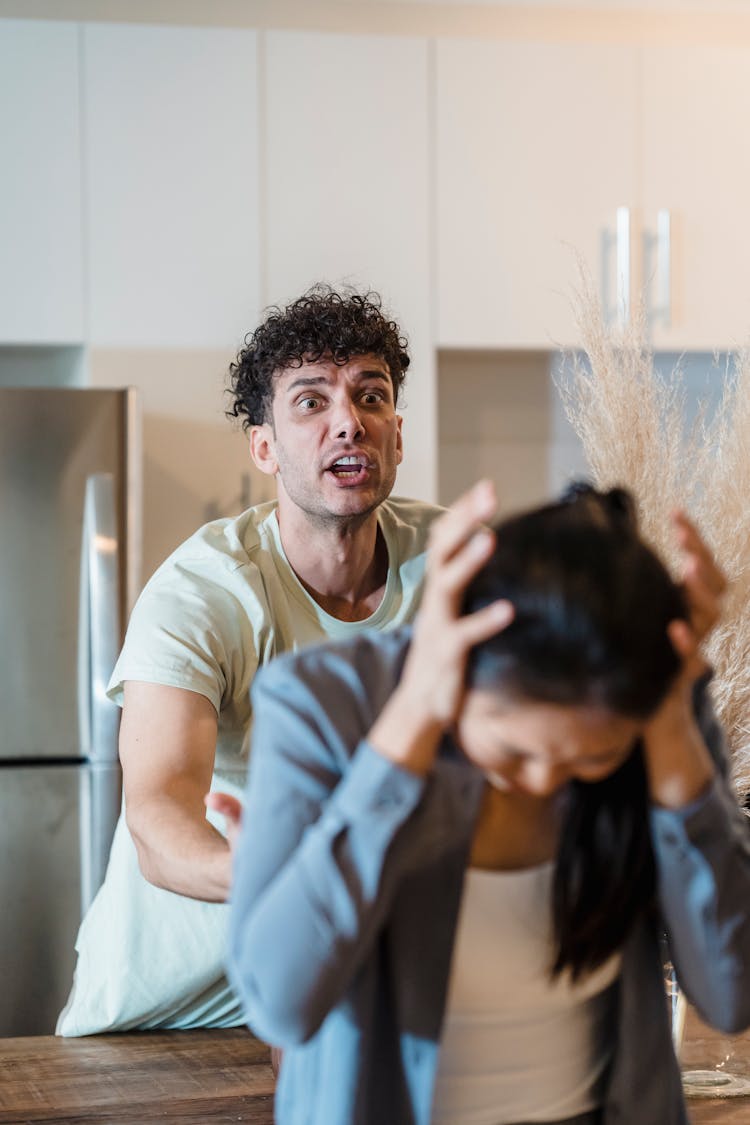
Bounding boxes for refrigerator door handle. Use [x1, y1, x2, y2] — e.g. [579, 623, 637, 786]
[78, 472, 123, 912]
[78, 473, 121, 763]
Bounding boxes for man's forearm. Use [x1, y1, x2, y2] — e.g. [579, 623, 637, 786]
[126, 798, 232, 902]
[119, 681, 227, 901]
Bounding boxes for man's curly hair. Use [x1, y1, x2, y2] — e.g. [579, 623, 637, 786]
[227, 284, 410, 428]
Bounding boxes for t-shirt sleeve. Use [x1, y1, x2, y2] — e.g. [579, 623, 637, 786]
[107, 559, 266, 715]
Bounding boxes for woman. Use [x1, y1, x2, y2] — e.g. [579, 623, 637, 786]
[226, 480, 749, 1125]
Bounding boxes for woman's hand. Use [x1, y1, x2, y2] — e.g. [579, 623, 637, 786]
[642, 511, 727, 808]
[368, 480, 514, 776]
[671, 508, 727, 654]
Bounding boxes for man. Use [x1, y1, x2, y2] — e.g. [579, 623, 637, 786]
[57, 285, 442, 1035]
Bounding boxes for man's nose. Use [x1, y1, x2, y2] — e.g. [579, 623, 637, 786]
[330, 399, 365, 440]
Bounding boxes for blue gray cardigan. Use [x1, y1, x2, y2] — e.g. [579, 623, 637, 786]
[227, 628, 750, 1125]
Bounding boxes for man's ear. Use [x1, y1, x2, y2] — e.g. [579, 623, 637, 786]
[395, 414, 404, 465]
[249, 423, 279, 477]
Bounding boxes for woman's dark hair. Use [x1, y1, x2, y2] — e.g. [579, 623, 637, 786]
[463, 482, 687, 979]
[227, 284, 410, 428]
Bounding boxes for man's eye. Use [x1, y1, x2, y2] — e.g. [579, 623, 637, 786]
[300, 397, 320, 410]
[362, 392, 383, 405]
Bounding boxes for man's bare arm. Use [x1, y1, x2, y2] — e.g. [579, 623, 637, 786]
[119, 681, 232, 902]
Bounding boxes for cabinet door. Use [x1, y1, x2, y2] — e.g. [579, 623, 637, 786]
[84, 23, 261, 348]
[0, 20, 83, 344]
[436, 39, 639, 349]
[264, 31, 435, 501]
[642, 45, 750, 350]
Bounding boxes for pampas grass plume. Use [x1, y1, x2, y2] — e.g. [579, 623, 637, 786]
[557, 271, 750, 796]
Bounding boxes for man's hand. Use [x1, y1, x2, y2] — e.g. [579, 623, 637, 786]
[205, 791, 244, 854]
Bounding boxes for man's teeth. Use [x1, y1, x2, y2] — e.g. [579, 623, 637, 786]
[331, 457, 366, 472]
[329, 455, 369, 476]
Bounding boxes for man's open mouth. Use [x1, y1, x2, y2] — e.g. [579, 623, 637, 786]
[327, 455, 371, 478]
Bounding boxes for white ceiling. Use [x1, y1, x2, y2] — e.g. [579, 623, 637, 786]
[339, 0, 750, 9]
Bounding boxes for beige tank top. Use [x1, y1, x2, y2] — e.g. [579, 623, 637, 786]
[431, 863, 621, 1125]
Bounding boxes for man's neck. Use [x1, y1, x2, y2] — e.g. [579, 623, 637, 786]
[276, 502, 389, 623]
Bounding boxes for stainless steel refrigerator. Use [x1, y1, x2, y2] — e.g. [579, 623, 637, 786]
[0, 387, 140, 1036]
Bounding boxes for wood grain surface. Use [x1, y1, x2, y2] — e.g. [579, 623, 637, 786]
[0, 1028, 275, 1124]
[680, 1006, 750, 1124]
[1, 1017, 750, 1123]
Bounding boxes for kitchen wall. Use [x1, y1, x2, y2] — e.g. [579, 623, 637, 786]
[438, 351, 573, 513]
[439, 347, 732, 518]
[2, 1, 749, 582]
[88, 349, 276, 578]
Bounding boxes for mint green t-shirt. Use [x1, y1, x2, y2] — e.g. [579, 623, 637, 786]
[57, 496, 441, 1037]
[108, 495, 439, 781]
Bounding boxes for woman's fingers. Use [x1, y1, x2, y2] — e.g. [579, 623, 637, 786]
[457, 599, 514, 649]
[672, 511, 727, 595]
[671, 510, 727, 643]
[423, 480, 499, 613]
[430, 527, 496, 603]
[667, 619, 708, 682]
[684, 564, 723, 638]
[667, 619, 698, 661]
[396, 480, 504, 736]
[427, 480, 497, 571]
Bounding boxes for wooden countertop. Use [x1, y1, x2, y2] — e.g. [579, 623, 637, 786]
[1, 1016, 749, 1123]
[0, 1028, 274, 1124]
[679, 1006, 750, 1124]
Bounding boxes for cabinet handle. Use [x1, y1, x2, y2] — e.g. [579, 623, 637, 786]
[616, 206, 631, 329]
[643, 208, 672, 332]
[656, 208, 671, 329]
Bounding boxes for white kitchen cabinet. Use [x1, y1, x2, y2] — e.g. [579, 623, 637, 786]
[436, 39, 639, 349]
[641, 44, 750, 350]
[0, 20, 84, 344]
[83, 23, 261, 349]
[437, 36, 750, 352]
[264, 31, 436, 501]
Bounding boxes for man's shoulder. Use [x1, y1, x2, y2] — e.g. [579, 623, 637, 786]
[144, 501, 280, 589]
[380, 494, 445, 526]
[379, 495, 444, 552]
[121, 502, 287, 650]
[110, 503, 283, 710]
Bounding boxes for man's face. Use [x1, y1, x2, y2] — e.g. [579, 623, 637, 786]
[250, 354, 403, 525]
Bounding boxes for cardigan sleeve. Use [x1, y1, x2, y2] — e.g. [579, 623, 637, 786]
[226, 636, 432, 1046]
[651, 678, 750, 1033]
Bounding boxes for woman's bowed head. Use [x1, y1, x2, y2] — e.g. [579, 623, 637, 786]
[371, 479, 724, 980]
[227, 477, 738, 1125]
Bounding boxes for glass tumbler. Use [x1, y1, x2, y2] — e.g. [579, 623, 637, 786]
[666, 961, 750, 1099]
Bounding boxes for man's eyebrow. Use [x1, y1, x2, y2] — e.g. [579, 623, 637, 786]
[355, 369, 390, 381]
[285, 369, 391, 394]
[352, 369, 393, 390]
[285, 375, 331, 393]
